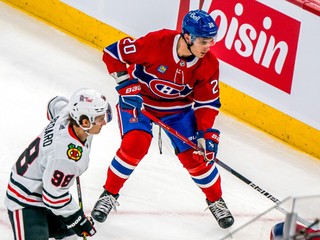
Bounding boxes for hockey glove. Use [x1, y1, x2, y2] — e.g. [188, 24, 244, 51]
[116, 79, 143, 117]
[193, 128, 220, 162]
[63, 209, 96, 237]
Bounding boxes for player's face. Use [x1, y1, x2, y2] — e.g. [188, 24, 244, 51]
[88, 115, 107, 134]
[191, 37, 215, 58]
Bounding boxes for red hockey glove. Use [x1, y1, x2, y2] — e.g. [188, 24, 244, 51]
[193, 128, 220, 162]
[116, 79, 143, 117]
[63, 209, 96, 237]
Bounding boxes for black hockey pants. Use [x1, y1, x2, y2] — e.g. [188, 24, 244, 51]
[8, 207, 75, 240]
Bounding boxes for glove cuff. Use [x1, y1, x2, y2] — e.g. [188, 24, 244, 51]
[204, 128, 220, 144]
[63, 209, 85, 228]
[197, 128, 220, 138]
[116, 79, 141, 95]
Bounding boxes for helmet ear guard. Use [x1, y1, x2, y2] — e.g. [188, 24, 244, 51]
[68, 88, 112, 129]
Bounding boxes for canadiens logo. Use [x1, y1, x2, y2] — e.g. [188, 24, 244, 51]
[157, 65, 168, 73]
[67, 143, 83, 161]
[149, 79, 193, 99]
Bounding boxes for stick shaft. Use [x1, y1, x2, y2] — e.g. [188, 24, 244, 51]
[142, 109, 313, 227]
[76, 177, 87, 240]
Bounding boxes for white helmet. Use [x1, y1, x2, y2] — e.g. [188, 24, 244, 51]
[68, 88, 112, 128]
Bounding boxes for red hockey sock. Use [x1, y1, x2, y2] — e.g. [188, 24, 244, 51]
[104, 130, 152, 194]
[178, 149, 222, 202]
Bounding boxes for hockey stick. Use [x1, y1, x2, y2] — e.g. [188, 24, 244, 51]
[141, 109, 313, 227]
[76, 176, 87, 240]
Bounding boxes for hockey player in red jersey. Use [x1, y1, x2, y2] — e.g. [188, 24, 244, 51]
[91, 9, 234, 229]
[5, 88, 112, 239]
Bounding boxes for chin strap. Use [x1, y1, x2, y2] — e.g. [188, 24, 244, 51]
[78, 121, 93, 136]
[181, 34, 195, 56]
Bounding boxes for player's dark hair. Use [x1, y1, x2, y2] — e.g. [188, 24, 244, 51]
[68, 115, 89, 127]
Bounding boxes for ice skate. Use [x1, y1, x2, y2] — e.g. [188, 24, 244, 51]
[206, 198, 234, 229]
[91, 190, 119, 223]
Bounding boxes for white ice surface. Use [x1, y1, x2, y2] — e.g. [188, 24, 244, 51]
[1, 2, 320, 239]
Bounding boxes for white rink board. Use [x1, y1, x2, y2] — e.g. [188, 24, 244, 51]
[60, 0, 320, 131]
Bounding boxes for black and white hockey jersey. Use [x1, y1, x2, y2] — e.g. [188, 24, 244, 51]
[5, 96, 93, 218]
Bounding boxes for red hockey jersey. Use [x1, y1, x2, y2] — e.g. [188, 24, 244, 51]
[103, 29, 221, 131]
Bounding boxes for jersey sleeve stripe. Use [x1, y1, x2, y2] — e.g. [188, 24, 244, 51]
[9, 173, 42, 198]
[7, 184, 42, 203]
[42, 187, 72, 209]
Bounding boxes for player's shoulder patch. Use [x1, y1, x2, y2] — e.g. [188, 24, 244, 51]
[66, 143, 83, 161]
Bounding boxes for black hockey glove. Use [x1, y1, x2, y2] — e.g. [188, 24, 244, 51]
[63, 209, 96, 237]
